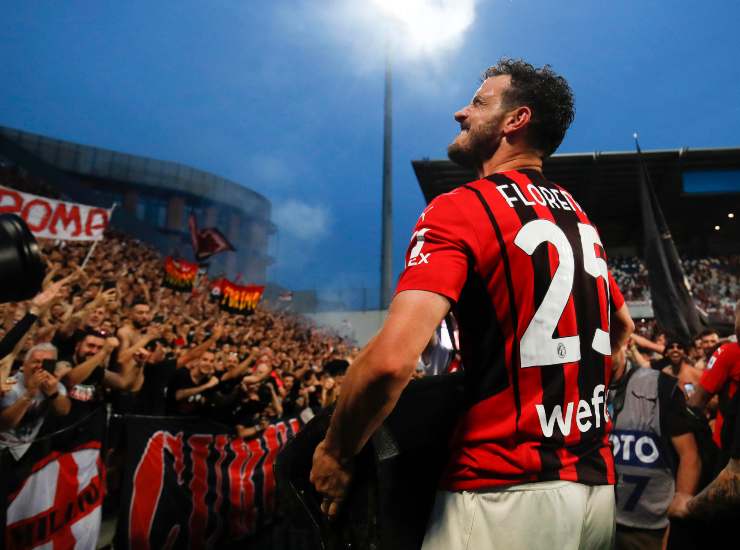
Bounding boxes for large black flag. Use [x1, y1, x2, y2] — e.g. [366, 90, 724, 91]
[636, 136, 704, 341]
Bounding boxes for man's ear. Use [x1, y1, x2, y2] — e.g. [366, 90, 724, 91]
[503, 105, 532, 135]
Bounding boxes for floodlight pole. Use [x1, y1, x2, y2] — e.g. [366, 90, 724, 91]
[380, 48, 393, 310]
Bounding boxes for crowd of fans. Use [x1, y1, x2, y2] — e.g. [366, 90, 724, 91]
[609, 255, 739, 322]
[0, 232, 360, 456]
[0, 211, 736, 548]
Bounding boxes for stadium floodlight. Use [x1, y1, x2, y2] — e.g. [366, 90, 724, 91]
[729, 212, 735, 219]
[714, 225, 721, 231]
[371, 0, 477, 309]
[370, 0, 476, 58]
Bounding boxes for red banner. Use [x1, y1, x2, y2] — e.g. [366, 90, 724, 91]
[0, 185, 111, 241]
[211, 279, 264, 315]
[162, 257, 198, 292]
[116, 416, 301, 548]
[3, 409, 106, 550]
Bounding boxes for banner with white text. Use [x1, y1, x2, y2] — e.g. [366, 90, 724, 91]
[2, 408, 106, 550]
[0, 185, 112, 241]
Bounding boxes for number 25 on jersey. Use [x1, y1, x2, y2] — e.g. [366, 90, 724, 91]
[514, 219, 611, 368]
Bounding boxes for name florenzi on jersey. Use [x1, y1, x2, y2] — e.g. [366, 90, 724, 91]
[495, 183, 583, 212]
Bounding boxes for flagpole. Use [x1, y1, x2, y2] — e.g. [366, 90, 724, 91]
[81, 203, 117, 270]
[379, 42, 393, 310]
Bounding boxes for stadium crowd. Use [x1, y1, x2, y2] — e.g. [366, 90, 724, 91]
[0, 224, 737, 549]
[609, 254, 739, 322]
[0, 232, 358, 455]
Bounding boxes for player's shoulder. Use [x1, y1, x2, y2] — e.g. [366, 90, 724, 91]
[427, 178, 494, 212]
[419, 182, 479, 222]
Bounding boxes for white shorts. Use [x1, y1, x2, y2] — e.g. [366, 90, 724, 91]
[421, 480, 615, 550]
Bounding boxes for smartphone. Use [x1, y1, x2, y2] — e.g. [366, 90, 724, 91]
[41, 359, 56, 374]
[153, 315, 165, 324]
[102, 280, 116, 290]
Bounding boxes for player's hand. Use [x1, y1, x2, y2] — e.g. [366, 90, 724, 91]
[310, 439, 354, 521]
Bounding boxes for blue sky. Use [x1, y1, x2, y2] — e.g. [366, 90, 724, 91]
[3, 1, 739, 304]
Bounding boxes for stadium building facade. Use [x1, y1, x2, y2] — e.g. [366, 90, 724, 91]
[0, 126, 275, 282]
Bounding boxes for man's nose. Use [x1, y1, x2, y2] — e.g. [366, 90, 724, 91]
[454, 106, 469, 123]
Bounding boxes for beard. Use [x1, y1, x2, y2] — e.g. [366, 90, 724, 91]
[132, 319, 148, 329]
[447, 117, 502, 169]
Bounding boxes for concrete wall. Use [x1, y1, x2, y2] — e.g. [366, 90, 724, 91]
[306, 310, 388, 346]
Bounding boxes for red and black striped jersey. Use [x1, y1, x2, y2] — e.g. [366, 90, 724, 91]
[700, 342, 740, 449]
[396, 169, 624, 490]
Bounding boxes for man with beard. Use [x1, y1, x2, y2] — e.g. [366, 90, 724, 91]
[694, 328, 720, 371]
[117, 324, 225, 416]
[117, 299, 152, 360]
[660, 339, 702, 397]
[311, 58, 634, 549]
[53, 287, 117, 363]
[55, 330, 136, 422]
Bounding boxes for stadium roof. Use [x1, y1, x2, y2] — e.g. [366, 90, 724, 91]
[412, 147, 740, 254]
[0, 125, 271, 218]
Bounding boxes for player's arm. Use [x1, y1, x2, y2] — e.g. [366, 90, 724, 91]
[608, 272, 634, 354]
[611, 303, 634, 354]
[317, 289, 450, 462]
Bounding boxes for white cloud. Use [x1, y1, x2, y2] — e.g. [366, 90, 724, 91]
[273, 200, 330, 241]
[249, 153, 293, 187]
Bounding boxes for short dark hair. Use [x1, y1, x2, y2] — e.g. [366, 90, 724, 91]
[698, 328, 719, 339]
[483, 58, 574, 157]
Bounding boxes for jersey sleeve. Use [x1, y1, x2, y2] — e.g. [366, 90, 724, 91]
[699, 344, 732, 395]
[395, 193, 476, 304]
[608, 271, 625, 311]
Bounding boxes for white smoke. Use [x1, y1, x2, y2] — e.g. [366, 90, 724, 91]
[273, 200, 330, 241]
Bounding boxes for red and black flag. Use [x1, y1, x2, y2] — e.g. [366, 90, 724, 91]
[114, 415, 302, 548]
[1, 408, 107, 550]
[212, 279, 264, 315]
[163, 256, 198, 292]
[189, 213, 235, 262]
